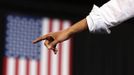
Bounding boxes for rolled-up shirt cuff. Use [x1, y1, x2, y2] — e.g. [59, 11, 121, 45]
[86, 5, 111, 34]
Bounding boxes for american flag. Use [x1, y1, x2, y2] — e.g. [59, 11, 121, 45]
[3, 14, 72, 75]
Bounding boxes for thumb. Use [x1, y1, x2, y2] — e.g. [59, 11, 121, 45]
[48, 40, 58, 50]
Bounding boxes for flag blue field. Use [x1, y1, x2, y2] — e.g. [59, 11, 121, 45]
[5, 15, 41, 60]
[3, 14, 72, 75]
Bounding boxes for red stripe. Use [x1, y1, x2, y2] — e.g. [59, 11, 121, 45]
[15, 58, 19, 75]
[58, 44, 62, 75]
[37, 60, 40, 75]
[2, 56, 7, 75]
[48, 19, 52, 75]
[58, 20, 63, 75]
[69, 21, 73, 75]
[26, 59, 30, 75]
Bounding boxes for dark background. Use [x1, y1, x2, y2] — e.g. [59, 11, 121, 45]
[0, 0, 134, 75]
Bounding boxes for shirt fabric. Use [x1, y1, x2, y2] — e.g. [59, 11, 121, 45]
[86, 0, 134, 33]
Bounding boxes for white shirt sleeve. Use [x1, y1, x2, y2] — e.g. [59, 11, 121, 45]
[86, 0, 134, 34]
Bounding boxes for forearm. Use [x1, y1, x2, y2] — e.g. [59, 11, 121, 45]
[66, 18, 88, 36]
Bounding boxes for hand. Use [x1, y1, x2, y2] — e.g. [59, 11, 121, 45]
[33, 18, 88, 54]
[32, 29, 70, 54]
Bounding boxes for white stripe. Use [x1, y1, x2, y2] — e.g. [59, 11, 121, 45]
[29, 60, 37, 75]
[51, 19, 60, 75]
[18, 58, 26, 75]
[62, 21, 71, 75]
[40, 18, 49, 75]
[62, 40, 70, 75]
[7, 57, 16, 75]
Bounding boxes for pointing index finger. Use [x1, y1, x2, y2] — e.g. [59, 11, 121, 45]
[32, 36, 43, 44]
[32, 35, 47, 44]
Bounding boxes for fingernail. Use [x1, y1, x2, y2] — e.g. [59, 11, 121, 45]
[55, 50, 58, 54]
[54, 52, 57, 54]
[32, 41, 35, 44]
[48, 45, 51, 49]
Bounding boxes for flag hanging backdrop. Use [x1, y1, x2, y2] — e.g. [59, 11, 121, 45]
[3, 14, 72, 75]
